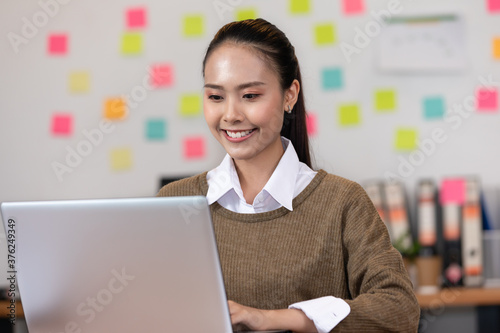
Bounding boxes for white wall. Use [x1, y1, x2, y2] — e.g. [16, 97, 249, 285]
[0, 0, 499, 285]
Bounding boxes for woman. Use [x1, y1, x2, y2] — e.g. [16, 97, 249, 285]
[158, 18, 420, 332]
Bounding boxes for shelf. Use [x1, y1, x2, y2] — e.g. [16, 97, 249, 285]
[417, 288, 500, 308]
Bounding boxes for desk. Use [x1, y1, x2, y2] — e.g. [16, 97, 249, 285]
[2, 289, 500, 317]
[0, 300, 23, 318]
[416, 288, 500, 308]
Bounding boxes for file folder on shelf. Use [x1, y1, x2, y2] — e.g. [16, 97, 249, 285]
[383, 182, 413, 255]
[417, 179, 439, 256]
[462, 177, 483, 287]
[364, 181, 393, 240]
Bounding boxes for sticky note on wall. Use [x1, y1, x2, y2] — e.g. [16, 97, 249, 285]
[151, 64, 174, 88]
[236, 8, 257, 21]
[395, 128, 418, 151]
[51, 113, 73, 136]
[306, 112, 317, 136]
[375, 89, 396, 111]
[493, 37, 500, 59]
[487, 0, 500, 13]
[69, 71, 90, 93]
[104, 98, 127, 120]
[314, 23, 335, 45]
[184, 136, 205, 159]
[48, 33, 68, 55]
[476, 87, 498, 112]
[183, 15, 204, 37]
[322, 67, 343, 90]
[126, 7, 147, 29]
[440, 178, 466, 205]
[110, 148, 133, 171]
[338, 104, 361, 126]
[180, 94, 201, 116]
[423, 96, 445, 119]
[146, 119, 167, 140]
[342, 0, 364, 15]
[121, 33, 142, 54]
[290, 0, 310, 14]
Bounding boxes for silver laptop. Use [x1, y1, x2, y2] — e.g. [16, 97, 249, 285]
[1, 196, 234, 332]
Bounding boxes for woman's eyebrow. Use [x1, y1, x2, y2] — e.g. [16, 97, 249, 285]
[203, 81, 266, 90]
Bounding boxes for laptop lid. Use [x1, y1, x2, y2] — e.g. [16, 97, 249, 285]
[1, 196, 233, 332]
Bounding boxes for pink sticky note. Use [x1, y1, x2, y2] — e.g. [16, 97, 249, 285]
[440, 178, 466, 205]
[126, 7, 147, 29]
[477, 87, 498, 111]
[51, 113, 73, 136]
[48, 34, 68, 55]
[151, 64, 174, 87]
[184, 137, 205, 159]
[488, 0, 500, 12]
[306, 112, 317, 136]
[343, 0, 364, 15]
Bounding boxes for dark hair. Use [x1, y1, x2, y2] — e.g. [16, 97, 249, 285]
[202, 18, 312, 168]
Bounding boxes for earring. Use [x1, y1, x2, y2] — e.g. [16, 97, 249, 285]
[286, 105, 292, 114]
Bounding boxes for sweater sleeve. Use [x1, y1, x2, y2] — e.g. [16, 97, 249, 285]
[334, 182, 420, 332]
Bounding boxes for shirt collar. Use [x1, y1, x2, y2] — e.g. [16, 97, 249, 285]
[206, 137, 300, 211]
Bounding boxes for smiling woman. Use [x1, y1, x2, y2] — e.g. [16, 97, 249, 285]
[158, 18, 420, 332]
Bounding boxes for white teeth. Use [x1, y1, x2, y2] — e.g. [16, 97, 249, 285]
[226, 130, 252, 138]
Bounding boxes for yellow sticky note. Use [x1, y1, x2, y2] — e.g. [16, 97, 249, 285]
[110, 148, 132, 171]
[290, 0, 310, 14]
[314, 23, 335, 45]
[236, 8, 257, 21]
[104, 98, 127, 120]
[180, 94, 201, 116]
[493, 37, 500, 59]
[69, 71, 90, 93]
[183, 15, 204, 37]
[339, 104, 361, 126]
[395, 128, 418, 151]
[121, 33, 142, 54]
[375, 89, 396, 111]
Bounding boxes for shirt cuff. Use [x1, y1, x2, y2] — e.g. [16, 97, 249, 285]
[289, 296, 350, 333]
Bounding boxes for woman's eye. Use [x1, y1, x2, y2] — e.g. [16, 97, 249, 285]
[208, 95, 223, 101]
[243, 94, 259, 99]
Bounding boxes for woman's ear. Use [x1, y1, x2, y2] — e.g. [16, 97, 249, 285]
[284, 79, 300, 110]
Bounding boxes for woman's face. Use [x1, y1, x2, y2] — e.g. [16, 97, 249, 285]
[203, 43, 288, 165]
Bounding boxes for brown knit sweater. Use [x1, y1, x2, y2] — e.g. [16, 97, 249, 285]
[157, 169, 420, 332]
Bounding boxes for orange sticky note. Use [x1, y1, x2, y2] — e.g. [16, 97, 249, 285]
[306, 112, 317, 136]
[48, 33, 68, 55]
[493, 37, 500, 59]
[184, 136, 205, 159]
[51, 113, 73, 136]
[343, 0, 364, 15]
[110, 148, 133, 171]
[126, 7, 147, 29]
[104, 98, 127, 120]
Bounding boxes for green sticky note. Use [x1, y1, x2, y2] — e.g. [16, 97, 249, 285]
[121, 33, 142, 54]
[69, 71, 90, 93]
[146, 119, 166, 140]
[339, 104, 361, 126]
[290, 0, 310, 13]
[183, 15, 204, 37]
[236, 8, 257, 21]
[180, 94, 201, 116]
[375, 89, 396, 111]
[110, 148, 133, 171]
[322, 67, 343, 90]
[314, 23, 335, 45]
[395, 128, 418, 151]
[423, 96, 445, 120]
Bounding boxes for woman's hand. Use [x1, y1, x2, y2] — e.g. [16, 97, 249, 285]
[228, 300, 317, 332]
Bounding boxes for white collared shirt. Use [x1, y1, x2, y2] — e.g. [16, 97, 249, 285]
[206, 137, 350, 332]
